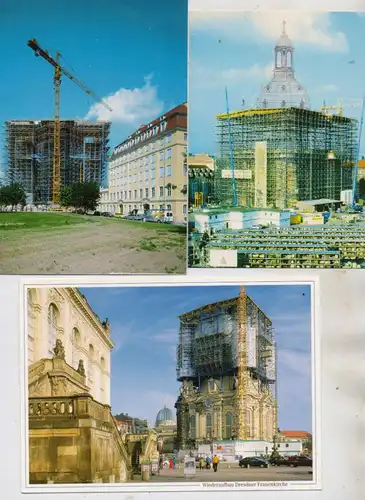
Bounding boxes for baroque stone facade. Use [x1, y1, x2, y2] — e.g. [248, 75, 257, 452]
[27, 287, 113, 405]
[175, 375, 276, 448]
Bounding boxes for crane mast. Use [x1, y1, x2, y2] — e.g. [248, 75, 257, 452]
[234, 285, 248, 440]
[53, 53, 61, 205]
[27, 38, 112, 204]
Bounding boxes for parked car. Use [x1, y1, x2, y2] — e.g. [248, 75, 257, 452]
[239, 457, 270, 469]
[288, 456, 312, 467]
[269, 456, 290, 466]
[93, 211, 101, 216]
[101, 212, 113, 217]
[142, 211, 174, 223]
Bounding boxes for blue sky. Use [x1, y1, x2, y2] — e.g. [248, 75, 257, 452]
[81, 284, 312, 433]
[0, 0, 187, 173]
[189, 11, 365, 155]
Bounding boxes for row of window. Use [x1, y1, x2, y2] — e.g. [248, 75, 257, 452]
[110, 148, 187, 181]
[189, 412, 232, 440]
[110, 164, 174, 184]
[101, 204, 188, 215]
[189, 411, 272, 440]
[109, 162, 187, 189]
[111, 132, 187, 165]
[113, 121, 169, 155]
[105, 184, 180, 202]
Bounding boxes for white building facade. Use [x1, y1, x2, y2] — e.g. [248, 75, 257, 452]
[105, 103, 188, 223]
[27, 287, 113, 405]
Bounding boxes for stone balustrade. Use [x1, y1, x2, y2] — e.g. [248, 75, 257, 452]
[29, 393, 131, 470]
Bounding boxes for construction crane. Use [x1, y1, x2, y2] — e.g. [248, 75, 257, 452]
[27, 38, 112, 204]
[321, 98, 360, 117]
[225, 87, 238, 206]
[351, 95, 365, 209]
[234, 285, 248, 440]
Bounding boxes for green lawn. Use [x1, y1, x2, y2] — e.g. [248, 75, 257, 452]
[0, 212, 186, 234]
[0, 212, 187, 274]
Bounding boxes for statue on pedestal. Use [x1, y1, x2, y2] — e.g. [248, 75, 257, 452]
[77, 359, 86, 376]
[53, 339, 65, 360]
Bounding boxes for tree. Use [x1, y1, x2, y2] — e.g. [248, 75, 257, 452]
[60, 186, 73, 207]
[0, 183, 26, 210]
[59, 182, 100, 212]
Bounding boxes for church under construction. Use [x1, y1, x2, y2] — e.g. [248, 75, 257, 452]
[215, 22, 357, 209]
[175, 287, 277, 450]
[5, 120, 110, 204]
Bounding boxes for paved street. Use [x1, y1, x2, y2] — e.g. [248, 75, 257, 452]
[133, 464, 313, 483]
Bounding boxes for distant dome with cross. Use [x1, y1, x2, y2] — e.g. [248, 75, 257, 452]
[258, 20, 310, 109]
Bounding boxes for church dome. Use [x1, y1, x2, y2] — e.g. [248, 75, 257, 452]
[155, 406, 175, 427]
[257, 21, 310, 110]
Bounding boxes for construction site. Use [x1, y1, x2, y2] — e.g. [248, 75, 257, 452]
[175, 286, 277, 456]
[5, 120, 110, 204]
[3, 38, 112, 205]
[215, 108, 357, 209]
[188, 21, 365, 269]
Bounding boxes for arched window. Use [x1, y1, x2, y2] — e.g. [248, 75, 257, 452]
[225, 412, 232, 439]
[27, 290, 36, 364]
[206, 413, 212, 437]
[47, 303, 59, 356]
[276, 51, 281, 68]
[190, 414, 196, 439]
[287, 50, 292, 67]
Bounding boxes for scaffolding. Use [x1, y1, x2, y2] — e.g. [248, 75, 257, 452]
[188, 166, 215, 207]
[5, 120, 110, 204]
[177, 294, 276, 388]
[199, 225, 365, 267]
[216, 108, 357, 209]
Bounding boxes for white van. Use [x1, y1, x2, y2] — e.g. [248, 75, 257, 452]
[164, 211, 174, 223]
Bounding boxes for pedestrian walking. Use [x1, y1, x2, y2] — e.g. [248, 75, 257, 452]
[206, 456, 211, 470]
[199, 458, 205, 471]
[212, 455, 219, 472]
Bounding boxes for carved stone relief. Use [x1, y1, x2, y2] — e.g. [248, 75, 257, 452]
[49, 376, 68, 396]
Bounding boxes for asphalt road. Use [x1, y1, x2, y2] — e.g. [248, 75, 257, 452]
[135, 465, 313, 483]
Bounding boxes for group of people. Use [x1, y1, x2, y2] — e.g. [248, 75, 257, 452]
[199, 455, 220, 472]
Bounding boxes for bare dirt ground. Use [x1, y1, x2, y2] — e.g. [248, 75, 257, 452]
[0, 217, 186, 274]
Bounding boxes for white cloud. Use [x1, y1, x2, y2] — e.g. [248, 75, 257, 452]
[190, 11, 348, 53]
[84, 76, 164, 124]
[191, 62, 273, 89]
[322, 84, 338, 92]
[279, 349, 311, 379]
[151, 328, 177, 343]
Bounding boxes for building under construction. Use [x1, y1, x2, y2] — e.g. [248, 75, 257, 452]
[216, 108, 357, 209]
[175, 287, 277, 449]
[215, 22, 357, 209]
[5, 120, 110, 204]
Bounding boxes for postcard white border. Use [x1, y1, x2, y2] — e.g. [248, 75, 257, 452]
[19, 274, 320, 494]
[189, 0, 365, 12]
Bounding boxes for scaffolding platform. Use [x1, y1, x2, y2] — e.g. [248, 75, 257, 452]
[215, 107, 357, 208]
[5, 120, 110, 204]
